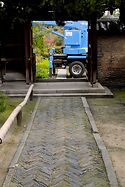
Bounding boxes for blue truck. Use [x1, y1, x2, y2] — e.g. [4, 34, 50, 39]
[36, 21, 88, 78]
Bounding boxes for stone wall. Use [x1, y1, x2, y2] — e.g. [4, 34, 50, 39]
[97, 34, 125, 87]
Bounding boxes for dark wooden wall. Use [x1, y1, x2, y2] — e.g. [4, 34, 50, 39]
[0, 22, 34, 83]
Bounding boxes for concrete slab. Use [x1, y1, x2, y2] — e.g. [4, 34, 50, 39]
[0, 81, 113, 97]
[34, 82, 105, 93]
[57, 69, 66, 79]
[3, 72, 25, 81]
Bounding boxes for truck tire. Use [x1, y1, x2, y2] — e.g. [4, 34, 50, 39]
[69, 61, 85, 78]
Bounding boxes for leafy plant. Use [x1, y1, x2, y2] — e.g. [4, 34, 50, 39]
[36, 58, 49, 78]
[0, 0, 121, 26]
[33, 23, 44, 56]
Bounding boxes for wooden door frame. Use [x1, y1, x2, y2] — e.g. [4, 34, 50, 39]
[24, 19, 97, 84]
[88, 18, 97, 85]
[24, 21, 34, 84]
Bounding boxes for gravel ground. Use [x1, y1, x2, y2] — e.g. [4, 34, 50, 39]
[88, 90, 125, 187]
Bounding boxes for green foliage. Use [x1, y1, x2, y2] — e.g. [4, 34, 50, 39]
[55, 37, 63, 46]
[36, 58, 49, 78]
[0, 92, 7, 112]
[1, 0, 124, 36]
[33, 22, 63, 60]
[105, 0, 120, 7]
[55, 47, 62, 54]
[33, 23, 44, 56]
[0, 97, 36, 127]
[0, 0, 121, 25]
[113, 89, 125, 99]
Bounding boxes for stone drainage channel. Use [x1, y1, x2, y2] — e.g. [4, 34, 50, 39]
[3, 97, 118, 187]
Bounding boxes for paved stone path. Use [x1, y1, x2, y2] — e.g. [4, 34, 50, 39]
[57, 69, 66, 79]
[8, 97, 109, 187]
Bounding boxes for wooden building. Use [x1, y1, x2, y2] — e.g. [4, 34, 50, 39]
[1, 16, 125, 87]
[0, 19, 98, 84]
[0, 22, 34, 84]
[1, 2, 125, 87]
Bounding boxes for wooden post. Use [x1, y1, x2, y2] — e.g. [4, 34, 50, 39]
[0, 59, 3, 83]
[49, 68, 52, 78]
[0, 84, 34, 143]
[24, 22, 30, 84]
[17, 110, 22, 126]
[32, 53, 36, 82]
[91, 16, 97, 84]
[88, 17, 97, 85]
[29, 22, 33, 83]
[0, 41, 5, 83]
[88, 20, 93, 84]
[30, 90, 33, 101]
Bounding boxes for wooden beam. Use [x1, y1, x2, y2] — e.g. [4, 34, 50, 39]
[91, 17, 97, 84]
[24, 22, 30, 84]
[0, 84, 34, 143]
[29, 22, 33, 83]
[88, 17, 97, 85]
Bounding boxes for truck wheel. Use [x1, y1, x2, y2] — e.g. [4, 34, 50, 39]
[69, 61, 85, 78]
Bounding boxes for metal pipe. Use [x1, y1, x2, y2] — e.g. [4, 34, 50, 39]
[0, 84, 34, 144]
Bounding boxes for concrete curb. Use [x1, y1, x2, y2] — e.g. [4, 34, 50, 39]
[81, 97, 99, 133]
[2, 97, 41, 187]
[1, 91, 113, 98]
[81, 97, 118, 187]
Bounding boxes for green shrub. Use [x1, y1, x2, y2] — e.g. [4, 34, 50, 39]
[36, 58, 49, 78]
[55, 47, 63, 54]
[0, 92, 7, 112]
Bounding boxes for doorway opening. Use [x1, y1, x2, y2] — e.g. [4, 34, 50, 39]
[32, 20, 88, 81]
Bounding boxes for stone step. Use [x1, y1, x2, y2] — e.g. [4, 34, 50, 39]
[0, 81, 113, 97]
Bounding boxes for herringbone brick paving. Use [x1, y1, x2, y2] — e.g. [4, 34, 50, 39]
[10, 97, 109, 187]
